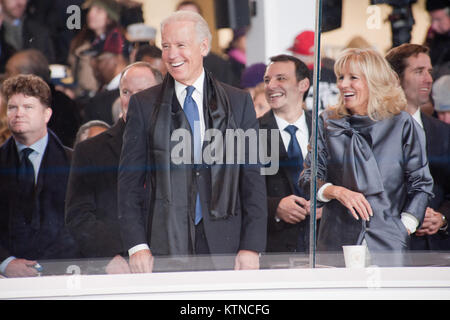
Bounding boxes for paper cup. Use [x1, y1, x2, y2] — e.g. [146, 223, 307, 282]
[343, 245, 366, 268]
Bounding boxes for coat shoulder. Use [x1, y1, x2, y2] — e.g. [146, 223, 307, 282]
[133, 83, 164, 102]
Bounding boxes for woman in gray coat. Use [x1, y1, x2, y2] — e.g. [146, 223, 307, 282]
[299, 48, 433, 258]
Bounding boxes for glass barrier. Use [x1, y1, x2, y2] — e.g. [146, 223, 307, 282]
[2, 250, 449, 278]
[307, 0, 450, 272]
[0, 0, 449, 295]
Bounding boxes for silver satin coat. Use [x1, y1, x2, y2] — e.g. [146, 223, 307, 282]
[300, 110, 434, 252]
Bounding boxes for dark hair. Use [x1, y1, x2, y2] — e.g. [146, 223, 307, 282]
[6, 49, 51, 83]
[270, 54, 311, 82]
[269, 54, 311, 100]
[385, 44, 430, 80]
[135, 44, 162, 61]
[2, 74, 52, 107]
[426, 0, 449, 13]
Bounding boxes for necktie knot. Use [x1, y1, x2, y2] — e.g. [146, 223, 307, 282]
[22, 147, 33, 159]
[186, 86, 195, 99]
[284, 124, 298, 137]
[19, 147, 35, 179]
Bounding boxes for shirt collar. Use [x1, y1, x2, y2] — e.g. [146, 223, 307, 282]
[174, 69, 205, 99]
[15, 133, 49, 157]
[274, 111, 306, 132]
[411, 108, 423, 129]
[4, 16, 22, 27]
[105, 73, 121, 91]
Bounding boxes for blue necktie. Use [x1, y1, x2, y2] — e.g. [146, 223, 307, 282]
[284, 125, 304, 196]
[184, 86, 202, 224]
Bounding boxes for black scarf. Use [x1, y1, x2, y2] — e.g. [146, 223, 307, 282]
[148, 70, 239, 254]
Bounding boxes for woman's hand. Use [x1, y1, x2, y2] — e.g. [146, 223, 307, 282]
[323, 185, 373, 221]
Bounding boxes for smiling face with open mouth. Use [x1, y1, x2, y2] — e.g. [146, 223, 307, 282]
[401, 53, 433, 109]
[337, 65, 369, 116]
[161, 20, 208, 86]
[263, 61, 307, 115]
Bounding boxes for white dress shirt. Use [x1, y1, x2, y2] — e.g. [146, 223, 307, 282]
[174, 70, 206, 144]
[411, 108, 424, 129]
[105, 73, 121, 91]
[273, 111, 309, 158]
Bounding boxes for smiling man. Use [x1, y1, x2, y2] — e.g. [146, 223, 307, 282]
[0, 74, 79, 277]
[117, 11, 267, 273]
[386, 44, 450, 251]
[258, 54, 321, 253]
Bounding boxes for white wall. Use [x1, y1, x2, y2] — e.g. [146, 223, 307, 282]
[246, 0, 316, 65]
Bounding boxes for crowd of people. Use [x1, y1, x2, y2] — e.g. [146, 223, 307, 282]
[0, 0, 449, 277]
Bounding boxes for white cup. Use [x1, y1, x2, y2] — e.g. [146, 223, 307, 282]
[342, 245, 367, 268]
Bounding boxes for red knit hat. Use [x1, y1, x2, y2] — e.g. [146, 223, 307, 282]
[288, 31, 315, 56]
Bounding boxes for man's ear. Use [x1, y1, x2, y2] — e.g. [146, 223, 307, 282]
[200, 38, 209, 57]
[298, 77, 310, 94]
[44, 107, 53, 124]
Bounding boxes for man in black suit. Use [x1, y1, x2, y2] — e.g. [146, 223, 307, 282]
[0, 0, 55, 70]
[259, 54, 320, 253]
[0, 74, 79, 277]
[386, 44, 450, 250]
[65, 62, 162, 274]
[118, 11, 267, 273]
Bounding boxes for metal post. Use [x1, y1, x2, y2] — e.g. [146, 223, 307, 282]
[309, 0, 323, 268]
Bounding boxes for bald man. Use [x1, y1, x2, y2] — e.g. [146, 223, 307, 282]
[65, 62, 162, 274]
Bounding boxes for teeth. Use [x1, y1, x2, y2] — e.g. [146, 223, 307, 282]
[171, 61, 184, 67]
[270, 93, 283, 98]
[343, 92, 354, 97]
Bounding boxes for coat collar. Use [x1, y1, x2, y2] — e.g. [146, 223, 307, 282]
[105, 118, 126, 158]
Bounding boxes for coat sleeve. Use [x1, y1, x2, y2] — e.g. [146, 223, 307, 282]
[118, 95, 151, 252]
[401, 117, 434, 223]
[65, 142, 122, 257]
[236, 92, 268, 253]
[299, 113, 329, 205]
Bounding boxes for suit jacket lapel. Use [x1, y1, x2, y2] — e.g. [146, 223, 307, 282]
[420, 112, 432, 156]
[260, 110, 295, 193]
[261, 109, 312, 194]
[1, 138, 20, 198]
[304, 109, 312, 138]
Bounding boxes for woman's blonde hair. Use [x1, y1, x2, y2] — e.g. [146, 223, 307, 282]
[331, 48, 406, 120]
